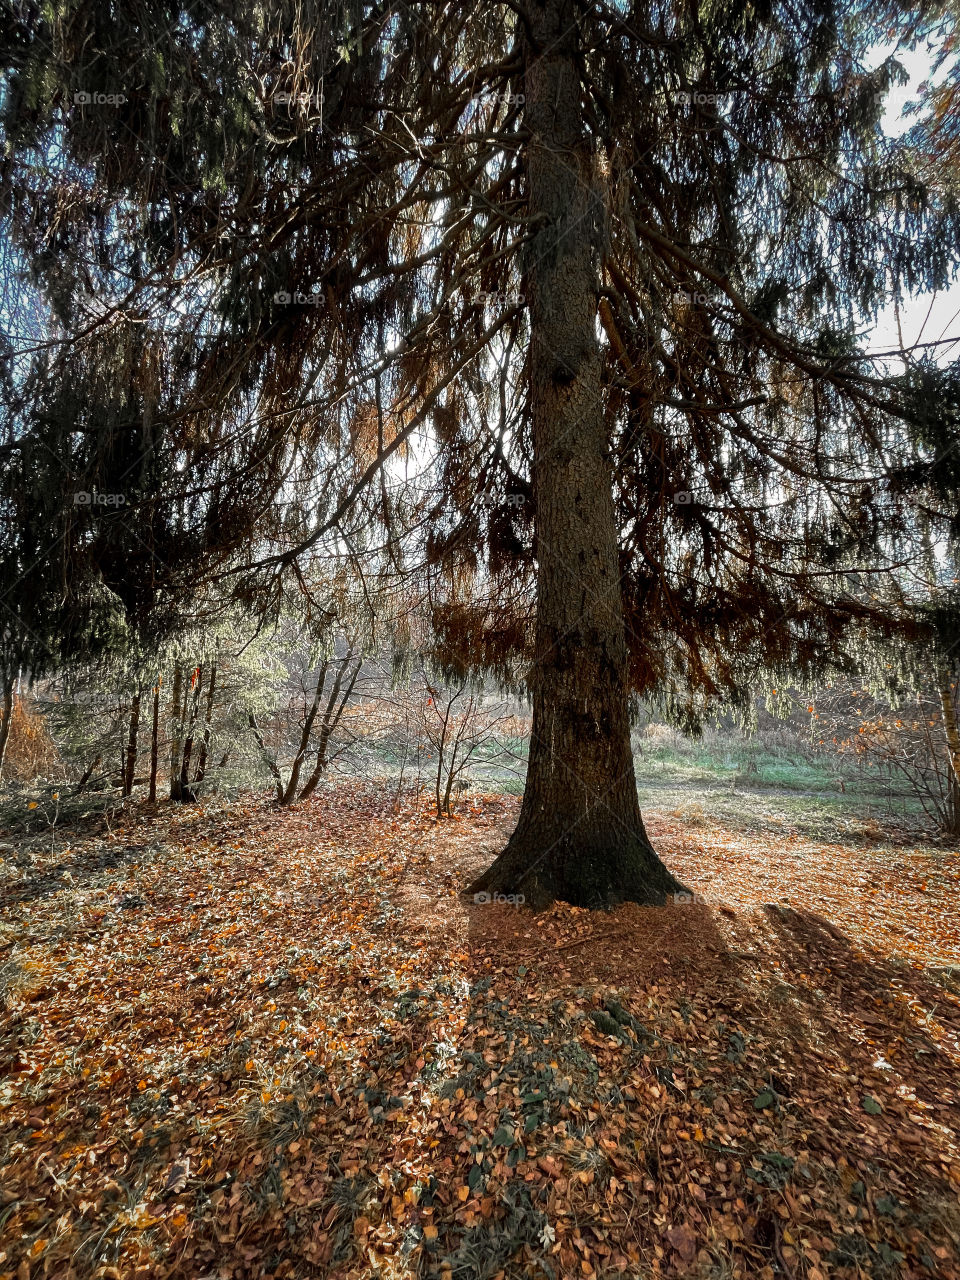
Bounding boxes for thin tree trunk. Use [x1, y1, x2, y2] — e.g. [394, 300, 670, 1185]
[194, 660, 218, 786]
[940, 674, 960, 789]
[296, 652, 361, 802]
[394, 732, 410, 812]
[0, 677, 13, 783]
[179, 665, 203, 799]
[74, 753, 102, 794]
[946, 768, 960, 838]
[149, 683, 160, 803]
[123, 690, 141, 797]
[471, 1, 684, 908]
[169, 661, 184, 801]
[442, 738, 460, 816]
[939, 673, 960, 836]
[247, 712, 286, 801]
[280, 662, 328, 805]
[432, 685, 463, 817]
[434, 700, 450, 818]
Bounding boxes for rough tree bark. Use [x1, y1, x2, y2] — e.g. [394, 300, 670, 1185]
[0, 677, 13, 783]
[470, 0, 684, 908]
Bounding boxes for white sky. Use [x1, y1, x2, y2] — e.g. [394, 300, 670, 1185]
[870, 41, 960, 362]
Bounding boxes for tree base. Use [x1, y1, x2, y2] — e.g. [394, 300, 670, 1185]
[468, 823, 688, 911]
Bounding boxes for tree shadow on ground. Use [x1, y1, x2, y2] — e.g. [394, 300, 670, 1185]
[2, 792, 959, 1280]
[446, 854, 960, 1279]
[0, 840, 154, 905]
[756, 901, 960, 1111]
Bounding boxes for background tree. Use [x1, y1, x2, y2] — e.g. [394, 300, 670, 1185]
[412, 671, 516, 816]
[811, 679, 960, 834]
[246, 638, 365, 805]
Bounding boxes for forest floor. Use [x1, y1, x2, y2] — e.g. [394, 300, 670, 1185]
[1, 784, 959, 1280]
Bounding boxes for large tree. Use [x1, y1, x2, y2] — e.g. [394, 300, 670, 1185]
[2, 0, 959, 905]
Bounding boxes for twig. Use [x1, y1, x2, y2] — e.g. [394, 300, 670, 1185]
[774, 1221, 796, 1279]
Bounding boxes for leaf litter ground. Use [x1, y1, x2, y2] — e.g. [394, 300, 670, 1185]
[1, 785, 959, 1279]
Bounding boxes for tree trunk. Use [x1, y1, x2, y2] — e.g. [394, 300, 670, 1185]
[296, 652, 361, 802]
[74, 752, 102, 794]
[945, 768, 960, 838]
[169, 661, 184, 801]
[149, 683, 160, 803]
[179, 665, 202, 799]
[194, 659, 217, 786]
[434, 700, 450, 818]
[442, 738, 459, 816]
[123, 690, 141, 797]
[940, 674, 960, 790]
[280, 661, 328, 805]
[470, 0, 684, 909]
[0, 677, 13, 783]
[247, 712, 286, 801]
[939, 672, 960, 836]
